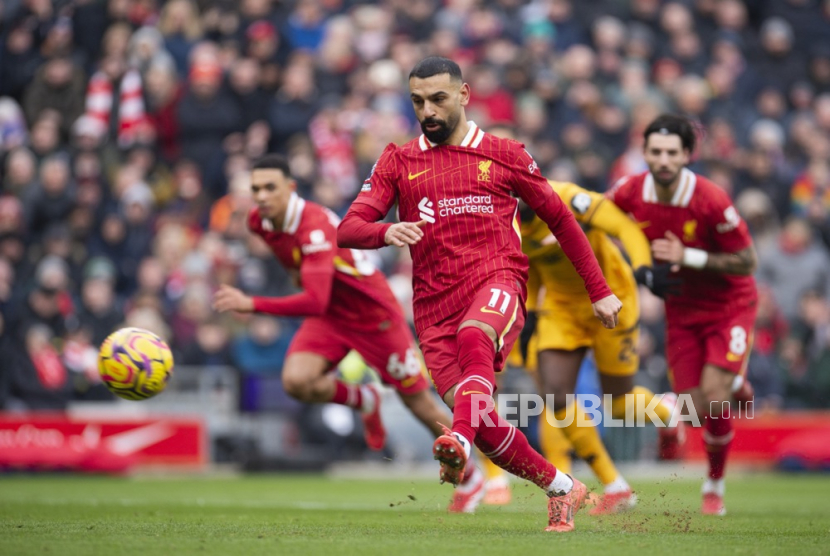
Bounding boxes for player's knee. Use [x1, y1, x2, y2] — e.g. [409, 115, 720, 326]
[701, 385, 730, 407]
[282, 373, 311, 401]
[458, 320, 498, 345]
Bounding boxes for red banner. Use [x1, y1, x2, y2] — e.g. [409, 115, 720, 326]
[0, 413, 207, 472]
[683, 411, 830, 468]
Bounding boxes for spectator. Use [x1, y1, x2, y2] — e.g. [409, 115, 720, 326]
[758, 216, 830, 321]
[229, 57, 270, 131]
[22, 56, 86, 139]
[6, 323, 72, 411]
[0, 97, 29, 152]
[2, 146, 37, 195]
[76, 257, 124, 346]
[21, 154, 76, 241]
[177, 59, 241, 178]
[232, 315, 292, 375]
[755, 17, 806, 91]
[145, 58, 184, 163]
[268, 56, 320, 154]
[158, 0, 204, 77]
[8, 255, 72, 344]
[179, 316, 233, 367]
[0, 24, 42, 100]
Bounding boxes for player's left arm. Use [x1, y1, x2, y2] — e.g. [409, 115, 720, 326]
[652, 198, 758, 276]
[510, 148, 620, 328]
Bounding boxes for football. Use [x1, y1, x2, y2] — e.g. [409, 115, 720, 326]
[98, 327, 174, 400]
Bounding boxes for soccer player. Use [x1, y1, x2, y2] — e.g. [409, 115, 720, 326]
[212, 154, 485, 513]
[607, 114, 758, 516]
[481, 179, 683, 514]
[337, 57, 622, 532]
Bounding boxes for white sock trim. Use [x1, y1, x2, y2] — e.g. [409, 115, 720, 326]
[452, 432, 472, 459]
[547, 470, 574, 497]
[604, 475, 630, 494]
[702, 478, 725, 497]
[359, 385, 376, 414]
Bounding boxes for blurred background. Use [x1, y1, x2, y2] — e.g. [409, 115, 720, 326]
[1, 0, 829, 474]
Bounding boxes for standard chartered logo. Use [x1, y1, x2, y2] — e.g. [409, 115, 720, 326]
[418, 197, 435, 223]
[439, 195, 493, 216]
[418, 195, 494, 223]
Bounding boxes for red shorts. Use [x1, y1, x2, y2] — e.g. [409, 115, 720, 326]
[419, 283, 526, 398]
[288, 317, 429, 396]
[666, 305, 757, 393]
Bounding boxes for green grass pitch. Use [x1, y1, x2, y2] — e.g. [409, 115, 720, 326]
[1, 473, 828, 555]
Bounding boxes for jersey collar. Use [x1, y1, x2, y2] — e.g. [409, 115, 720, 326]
[418, 121, 485, 151]
[643, 168, 696, 207]
[282, 192, 305, 234]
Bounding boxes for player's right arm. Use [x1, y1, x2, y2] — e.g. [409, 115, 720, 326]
[651, 186, 758, 276]
[213, 213, 337, 317]
[337, 144, 425, 249]
[603, 175, 682, 298]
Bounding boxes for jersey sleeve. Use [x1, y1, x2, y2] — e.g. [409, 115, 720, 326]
[351, 143, 400, 216]
[605, 175, 634, 213]
[510, 147, 612, 302]
[705, 186, 753, 253]
[509, 146, 556, 208]
[251, 215, 335, 317]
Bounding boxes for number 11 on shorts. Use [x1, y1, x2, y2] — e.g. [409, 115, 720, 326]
[488, 288, 511, 315]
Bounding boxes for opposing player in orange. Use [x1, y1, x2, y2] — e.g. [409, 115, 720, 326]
[338, 56, 621, 532]
[608, 114, 757, 516]
[213, 154, 484, 512]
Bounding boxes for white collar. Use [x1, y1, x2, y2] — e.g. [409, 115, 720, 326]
[283, 192, 305, 233]
[418, 121, 485, 151]
[642, 168, 696, 207]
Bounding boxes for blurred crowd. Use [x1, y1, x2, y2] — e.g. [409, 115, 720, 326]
[0, 0, 829, 412]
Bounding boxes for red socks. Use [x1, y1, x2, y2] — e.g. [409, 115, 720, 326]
[331, 381, 363, 409]
[703, 414, 734, 480]
[452, 326, 497, 443]
[452, 326, 558, 490]
[475, 409, 558, 490]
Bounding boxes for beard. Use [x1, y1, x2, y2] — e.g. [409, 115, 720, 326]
[420, 113, 458, 144]
[652, 168, 681, 187]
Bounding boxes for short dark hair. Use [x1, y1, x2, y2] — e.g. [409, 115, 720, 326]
[644, 114, 697, 153]
[252, 153, 291, 177]
[409, 57, 462, 82]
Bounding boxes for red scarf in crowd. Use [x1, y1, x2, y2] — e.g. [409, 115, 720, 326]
[84, 68, 149, 147]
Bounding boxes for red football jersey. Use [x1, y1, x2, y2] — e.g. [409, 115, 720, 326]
[247, 195, 404, 331]
[608, 169, 757, 323]
[348, 122, 609, 332]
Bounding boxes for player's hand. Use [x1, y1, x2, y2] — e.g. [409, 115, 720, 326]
[384, 220, 426, 248]
[633, 264, 683, 299]
[651, 231, 684, 271]
[592, 294, 622, 329]
[212, 284, 254, 313]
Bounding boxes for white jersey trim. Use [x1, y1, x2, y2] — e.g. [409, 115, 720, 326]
[418, 121, 483, 151]
[282, 192, 306, 234]
[642, 168, 697, 207]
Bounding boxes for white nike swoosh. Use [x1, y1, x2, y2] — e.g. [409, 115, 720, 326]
[104, 422, 176, 456]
